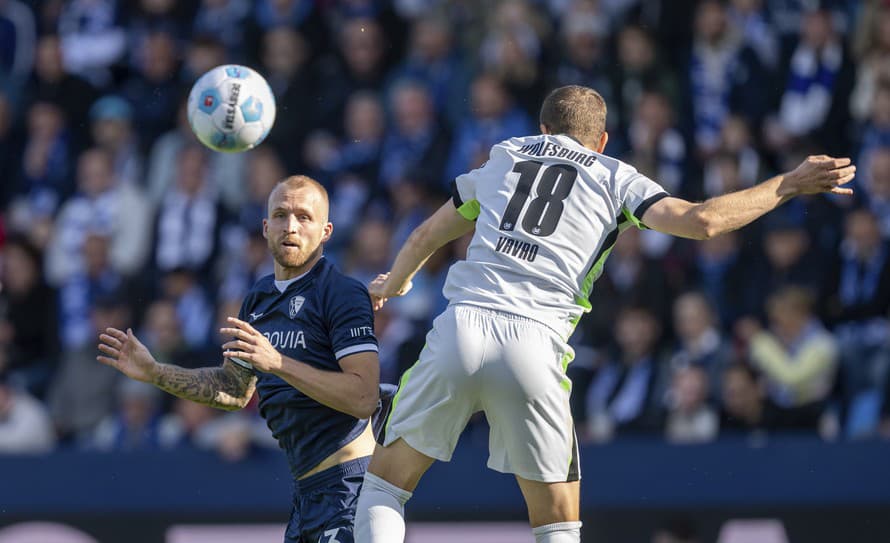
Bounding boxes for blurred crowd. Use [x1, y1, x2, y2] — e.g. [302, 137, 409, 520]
[1, 0, 890, 458]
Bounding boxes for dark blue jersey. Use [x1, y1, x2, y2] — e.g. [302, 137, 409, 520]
[237, 257, 378, 479]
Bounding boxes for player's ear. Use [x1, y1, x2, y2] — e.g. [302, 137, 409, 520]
[262, 218, 269, 239]
[540, 123, 550, 135]
[597, 131, 608, 153]
[322, 222, 333, 243]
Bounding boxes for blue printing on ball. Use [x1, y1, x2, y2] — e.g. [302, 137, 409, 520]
[225, 66, 249, 79]
[198, 88, 221, 115]
[240, 96, 263, 123]
[211, 132, 238, 150]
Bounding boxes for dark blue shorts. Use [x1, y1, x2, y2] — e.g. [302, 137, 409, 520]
[285, 456, 370, 543]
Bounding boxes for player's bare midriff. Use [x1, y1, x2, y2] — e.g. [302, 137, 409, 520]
[299, 422, 376, 479]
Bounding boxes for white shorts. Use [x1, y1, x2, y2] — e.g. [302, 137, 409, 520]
[383, 304, 580, 483]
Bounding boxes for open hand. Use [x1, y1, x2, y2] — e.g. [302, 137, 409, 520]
[221, 317, 283, 373]
[784, 155, 856, 196]
[97, 328, 158, 383]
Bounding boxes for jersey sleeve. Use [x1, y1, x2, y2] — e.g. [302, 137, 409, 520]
[324, 278, 379, 361]
[614, 162, 670, 229]
[451, 143, 510, 221]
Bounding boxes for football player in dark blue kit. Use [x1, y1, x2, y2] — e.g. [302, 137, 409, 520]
[98, 175, 388, 543]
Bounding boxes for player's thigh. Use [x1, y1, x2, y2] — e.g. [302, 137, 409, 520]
[297, 463, 366, 543]
[515, 476, 580, 528]
[382, 305, 483, 464]
[481, 320, 576, 483]
[367, 440, 436, 492]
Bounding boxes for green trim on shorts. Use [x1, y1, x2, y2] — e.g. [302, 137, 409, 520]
[385, 352, 422, 437]
[456, 199, 481, 220]
[559, 350, 575, 392]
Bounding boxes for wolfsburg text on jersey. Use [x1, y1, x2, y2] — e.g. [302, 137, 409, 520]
[517, 141, 598, 167]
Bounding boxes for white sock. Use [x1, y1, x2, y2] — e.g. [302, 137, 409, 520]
[354, 473, 413, 543]
[532, 521, 582, 543]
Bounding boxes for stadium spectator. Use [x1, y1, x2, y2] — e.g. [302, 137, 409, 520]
[0, 93, 18, 209]
[445, 73, 534, 183]
[580, 225, 671, 347]
[157, 397, 248, 452]
[341, 217, 392, 287]
[479, 3, 547, 119]
[611, 24, 678, 150]
[56, 0, 126, 87]
[702, 116, 763, 197]
[150, 144, 226, 277]
[158, 267, 214, 351]
[44, 148, 151, 286]
[624, 90, 688, 197]
[122, 29, 181, 151]
[663, 364, 719, 444]
[765, 5, 855, 156]
[219, 227, 274, 305]
[390, 15, 468, 127]
[850, 3, 890, 122]
[145, 98, 246, 213]
[260, 26, 314, 173]
[192, 0, 249, 61]
[738, 211, 822, 318]
[0, 235, 58, 396]
[0, 0, 36, 101]
[684, 231, 748, 327]
[865, 147, 890, 236]
[379, 80, 451, 189]
[548, 1, 614, 132]
[857, 82, 890, 183]
[138, 299, 195, 367]
[582, 305, 664, 442]
[743, 286, 838, 430]
[46, 293, 128, 442]
[88, 95, 143, 188]
[321, 91, 386, 197]
[315, 17, 388, 130]
[719, 363, 775, 434]
[0, 372, 56, 453]
[8, 100, 72, 236]
[26, 34, 97, 142]
[687, 0, 742, 156]
[668, 291, 731, 396]
[181, 35, 226, 85]
[89, 378, 165, 451]
[821, 209, 890, 398]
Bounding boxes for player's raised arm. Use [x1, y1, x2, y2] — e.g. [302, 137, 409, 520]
[370, 199, 476, 309]
[98, 327, 256, 411]
[641, 155, 856, 240]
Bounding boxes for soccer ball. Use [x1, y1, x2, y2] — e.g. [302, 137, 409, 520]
[187, 65, 276, 153]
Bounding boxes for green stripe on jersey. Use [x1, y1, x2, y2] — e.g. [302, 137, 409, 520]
[622, 206, 646, 229]
[456, 199, 481, 220]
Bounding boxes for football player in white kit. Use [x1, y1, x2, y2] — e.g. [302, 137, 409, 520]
[354, 85, 856, 543]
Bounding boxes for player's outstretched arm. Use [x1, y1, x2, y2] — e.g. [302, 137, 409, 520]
[97, 328, 256, 411]
[641, 155, 855, 240]
[370, 199, 475, 309]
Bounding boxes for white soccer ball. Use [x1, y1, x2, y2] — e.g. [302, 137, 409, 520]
[187, 65, 276, 153]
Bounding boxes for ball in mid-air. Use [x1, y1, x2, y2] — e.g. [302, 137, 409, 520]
[187, 65, 276, 153]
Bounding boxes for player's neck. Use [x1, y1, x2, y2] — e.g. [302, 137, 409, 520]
[275, 251, 323, 281]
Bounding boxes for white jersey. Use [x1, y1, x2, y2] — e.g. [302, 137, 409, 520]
[444, 133, 668, 339]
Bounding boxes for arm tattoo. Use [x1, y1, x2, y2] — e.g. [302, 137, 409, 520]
[153, 359, 257, 411]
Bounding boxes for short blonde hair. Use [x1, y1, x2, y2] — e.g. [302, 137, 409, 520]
[539, 85, 607, 145]
[269, 175, 330, 219]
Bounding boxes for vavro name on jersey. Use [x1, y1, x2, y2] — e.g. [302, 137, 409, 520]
[263, 329, 307, 349]
[496, 235, 539, 262]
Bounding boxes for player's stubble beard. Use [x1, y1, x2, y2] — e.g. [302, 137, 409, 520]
[269, 236, 323, 275]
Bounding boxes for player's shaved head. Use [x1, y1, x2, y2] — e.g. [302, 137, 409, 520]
[539, 85, 607, 147]
[268, 175, 330, 222]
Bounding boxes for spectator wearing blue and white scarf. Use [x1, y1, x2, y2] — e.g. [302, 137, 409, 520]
[689, 0, 741, 154]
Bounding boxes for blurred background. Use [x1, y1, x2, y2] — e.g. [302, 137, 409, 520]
[1, 0, 890, 542]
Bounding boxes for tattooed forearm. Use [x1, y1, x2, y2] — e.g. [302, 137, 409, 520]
[152, 359, 257, 411]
